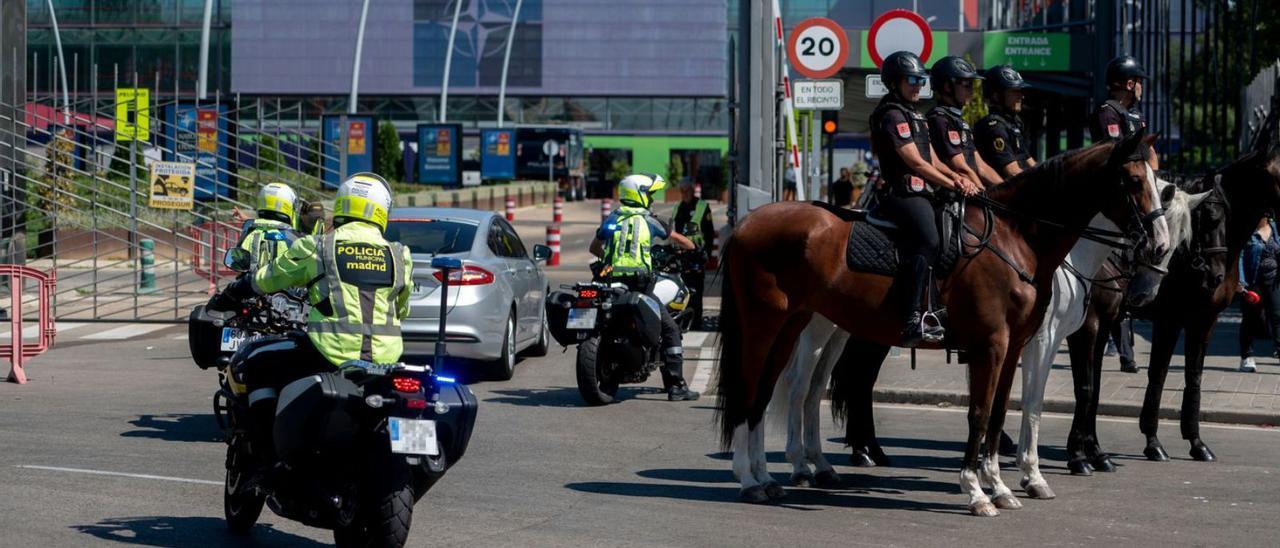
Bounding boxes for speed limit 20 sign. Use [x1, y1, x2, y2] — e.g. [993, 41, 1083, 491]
[787, 17, 849, 79]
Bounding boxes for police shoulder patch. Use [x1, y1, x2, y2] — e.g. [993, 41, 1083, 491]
[993, 137, 1006, 152]
[1107, 123, 1121, 138]
[947, 130, 961, 146]
[896, 122, 912, 139]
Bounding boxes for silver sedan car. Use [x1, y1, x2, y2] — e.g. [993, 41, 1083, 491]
[387, 208, 552, 380]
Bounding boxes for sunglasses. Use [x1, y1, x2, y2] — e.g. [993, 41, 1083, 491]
[905, 75, 928, 87]
[957, 80, 974, 89]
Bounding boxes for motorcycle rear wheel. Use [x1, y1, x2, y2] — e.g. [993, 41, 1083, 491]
[334, 453, 415, 548]
[575, 337, 618, 406]
[223, 442, 265, 535]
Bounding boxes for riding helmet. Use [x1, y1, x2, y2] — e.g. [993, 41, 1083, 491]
[881, 51, 928, 85]
[1105, 54, 1148, 85]
[930, 56, 983, 84]
[984, 65, 1030, 93]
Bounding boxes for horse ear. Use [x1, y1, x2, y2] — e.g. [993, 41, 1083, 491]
[1143, 133, 1160, 147]
[1160, 181, 1176, 205]
[1186, 190, 1213, 210]
[1108, 130, 1144, 169]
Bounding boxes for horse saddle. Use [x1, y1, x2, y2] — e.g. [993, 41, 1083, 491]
[818, 200, 963, 278]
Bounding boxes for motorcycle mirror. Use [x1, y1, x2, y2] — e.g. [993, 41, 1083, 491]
[223, 248, 253, 272]
[532, 244, 552, 262]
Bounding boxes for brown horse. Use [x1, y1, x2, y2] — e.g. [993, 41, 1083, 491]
[714, 133, 1168, 516]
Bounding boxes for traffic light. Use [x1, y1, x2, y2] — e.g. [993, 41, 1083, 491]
[821, 110, 838, 135]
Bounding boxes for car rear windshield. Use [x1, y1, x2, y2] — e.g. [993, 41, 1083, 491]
[385, 220, 476, 255]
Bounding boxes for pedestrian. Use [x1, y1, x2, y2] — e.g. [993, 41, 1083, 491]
[869, 51, 978, 345]
[975, 65, 1037, 179]
[831, 167, 854, 207]
[928, 56, 1004, 189]
[670, 179, 717, 329]
[1238, 214, 1280, 373]
[1092, 54, 1153, 373]
[783, 167, 798, 201]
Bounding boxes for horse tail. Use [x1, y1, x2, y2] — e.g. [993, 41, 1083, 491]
[828, 340, 854, 427]
[713, 237, 744, 450]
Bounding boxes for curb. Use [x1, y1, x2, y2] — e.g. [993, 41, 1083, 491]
[873, 388, 1280, 428]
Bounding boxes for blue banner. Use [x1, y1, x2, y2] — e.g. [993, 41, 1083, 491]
[417, 124, 462, 186]
[164, 104, 229, 199]
[480, 128, 516, 181]
[323, 115, 375, 188]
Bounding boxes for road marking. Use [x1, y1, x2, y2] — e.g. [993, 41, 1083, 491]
[81, 323, 171, 340]
[16, 465, 221, 485]
[0, 322, 89, 339]
[174, 334, 189, 340]
[689, 360, 714, 393]
[684, 332, 710, 348]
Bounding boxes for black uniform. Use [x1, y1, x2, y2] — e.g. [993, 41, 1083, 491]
[671, 199, 716, 327]
[927, 105, 979, 173]
[1090, 99, 1145, 143]
[870, 94, 937, 317]
[1090, 99, 1146, 371]
[975, 109, 1033, 174]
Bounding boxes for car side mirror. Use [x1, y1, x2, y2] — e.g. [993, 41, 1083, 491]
[532, 244, 552, 262]
[224, 247, 252, 272]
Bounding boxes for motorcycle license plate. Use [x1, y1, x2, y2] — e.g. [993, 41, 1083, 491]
[566, 308, 598, 330]
[220, 328, 250, 352]
[388, 417, 439, 456]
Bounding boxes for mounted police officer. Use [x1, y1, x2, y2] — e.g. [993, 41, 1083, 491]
[590, 173, 701, 401]
[211, 172, 414, 463]
[927, 56, 1003, 188]
[1092, 54, 1153, 374]
[976, 65, 1037, 178]
[870, 51, 979, 347]
[669, 179, 716, 329]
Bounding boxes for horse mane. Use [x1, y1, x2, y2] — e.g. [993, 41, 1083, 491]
[981, 144, 1110, 221]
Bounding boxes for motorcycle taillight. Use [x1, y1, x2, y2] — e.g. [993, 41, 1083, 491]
[392, 376, 422, 393]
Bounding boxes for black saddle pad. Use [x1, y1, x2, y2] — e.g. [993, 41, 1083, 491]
[845, 203, 962, 277]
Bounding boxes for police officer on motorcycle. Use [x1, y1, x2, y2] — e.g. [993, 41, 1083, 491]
[927, 56, 1003, 188]
[236, 183, 301, 273]
[870, 51, 979, 347]
[589, 173, 701, 401]
[976, 65, 1037, 178]
[669, 179, 715, 329]
[212, 172, 414, 463]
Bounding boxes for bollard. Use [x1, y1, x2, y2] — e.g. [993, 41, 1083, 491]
[553, 196, 564, 223]
[506, 196, 516, 221]
[601, 198, 612, 221]
[706, 229, 721, 270]
[695, 183, 702, 199]
[451, 192, 461, 208]
[139, 239, 156, 293]
[546, 225, 561, 267]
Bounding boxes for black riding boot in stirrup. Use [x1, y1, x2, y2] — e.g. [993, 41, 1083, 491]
[899, 256, 944, 347]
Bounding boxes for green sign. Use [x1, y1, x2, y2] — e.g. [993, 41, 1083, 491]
[984, 32, 1070, 71]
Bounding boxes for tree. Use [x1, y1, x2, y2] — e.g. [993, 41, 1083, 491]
[375, 121, 404, 182]
[258, 134, 281, 173]
[667, 153, 685, 183]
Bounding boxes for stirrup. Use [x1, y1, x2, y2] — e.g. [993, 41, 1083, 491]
[920, 311, 945, 343]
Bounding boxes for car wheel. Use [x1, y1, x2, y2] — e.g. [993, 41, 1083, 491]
[524, 307, 550, 357]
[487, 311, 517, 381]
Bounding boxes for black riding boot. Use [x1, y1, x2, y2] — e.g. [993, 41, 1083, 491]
[661, 353, 700, 402]
[899, 256, 944, 347]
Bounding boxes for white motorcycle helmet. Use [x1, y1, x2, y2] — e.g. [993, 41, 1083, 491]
[334, 172, 393, 231]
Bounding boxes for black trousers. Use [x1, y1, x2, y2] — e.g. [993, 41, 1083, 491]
[1108, 315, 1135, 367]
[1240, 278, 1280, 358]
[877, 193, 939, 315]
[684, 270, 706, 328]
[656, 300, 688, 389]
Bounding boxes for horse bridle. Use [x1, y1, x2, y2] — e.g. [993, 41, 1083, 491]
[1186, 176, 1231, 287]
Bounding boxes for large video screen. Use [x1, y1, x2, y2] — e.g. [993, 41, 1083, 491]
[233, 0, 727, 97]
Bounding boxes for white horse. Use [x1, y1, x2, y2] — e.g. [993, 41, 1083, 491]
[753, 178, 1207, 498]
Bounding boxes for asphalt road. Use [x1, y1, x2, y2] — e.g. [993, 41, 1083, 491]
[2, 325, 1278, 547]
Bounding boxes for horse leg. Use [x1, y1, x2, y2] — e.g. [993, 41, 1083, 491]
[1017, 327, 1058, 500]
[782, 319, 833, 486]
[750, 314, 816, 501]
[807, 328, 849, 488]
[731, 423, 770, 502]
[983, 347, 1024, 510]
[1084, 321, 1116, 472]
[1182, 319, 1217, 462]
[847, 337, 893, 467]
[1140, 318, 1181, 462]
[1065, 321, 1099, 475]
[961, 341, 1007, 517]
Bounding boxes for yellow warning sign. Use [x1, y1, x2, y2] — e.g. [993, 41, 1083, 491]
[149, 161, 195, 210]
[116, 88, 151, 142]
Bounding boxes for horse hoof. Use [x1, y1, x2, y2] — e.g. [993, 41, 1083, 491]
[789, 471, 815, 487]
[763, 482, 788, 500]
[1068, 459, 1094, 476]
[1190, 441, 1217, 462]
[849, 450, 876, 468]
[1091, 454, 1117, 472]
[740, 485, 770, 504]
[969, 501, 1000, 517]
[1024, 482, 1056, 500]
[1144, 443, 1170, 462]
[992, 493, 1023, 509]
[814, 470, 842, 489]
[867, 444, 893, 467]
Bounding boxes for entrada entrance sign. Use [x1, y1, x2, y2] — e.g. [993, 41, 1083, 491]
[983, 32, 1071, 71]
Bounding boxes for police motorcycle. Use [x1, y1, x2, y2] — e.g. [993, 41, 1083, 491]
[544, 244, 701, 406]
[652, 236, 707, 332]
[188, 246, 477, 547]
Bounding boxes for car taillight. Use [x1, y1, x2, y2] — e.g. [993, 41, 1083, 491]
[392, 376, 422, 393]
[432, 265, 495, 286]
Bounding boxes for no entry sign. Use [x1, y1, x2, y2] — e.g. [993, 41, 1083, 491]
[787, 17, 849, 79]
[867, 9, 934, 67]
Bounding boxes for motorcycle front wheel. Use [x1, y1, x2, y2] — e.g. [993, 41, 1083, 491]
[223, 440, 265, 535]
[575, 337, 618, 406]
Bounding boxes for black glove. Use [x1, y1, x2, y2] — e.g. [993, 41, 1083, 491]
[207, 276, 255, 312]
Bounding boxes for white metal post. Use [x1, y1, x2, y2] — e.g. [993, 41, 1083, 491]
[46, 0, 71, 124]
[350, 0, 372, 114]
[197, 0, 214, 99]
[439, 0, 465, 122]
[496, 0, 523, 128]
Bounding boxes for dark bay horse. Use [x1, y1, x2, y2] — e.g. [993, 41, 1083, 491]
[1066, 139, 1280, 467]
[714, 133, 1169, 516]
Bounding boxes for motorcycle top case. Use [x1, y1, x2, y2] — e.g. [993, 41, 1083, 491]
[274, 372, 362, 462]
[612, 292, 662, 348]
[188, 305, 225, 370]
[545, 289, 590, 346]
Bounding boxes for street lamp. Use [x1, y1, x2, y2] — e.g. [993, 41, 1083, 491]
[45, 0, 71, 123]
[350, 0, 373, 114]
[496, 0, 524, 128]
[439, 0, 465, 122]
[197, 0, 214, 99]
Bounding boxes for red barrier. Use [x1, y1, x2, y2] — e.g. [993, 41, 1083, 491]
[0, 266, 57, 384]
[553, 196, 564, 223]
[601, 198, 612, 221]
[505, 197, 516, 221]
[190, 221, 240, 294]
[546, 225, 561, 267]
